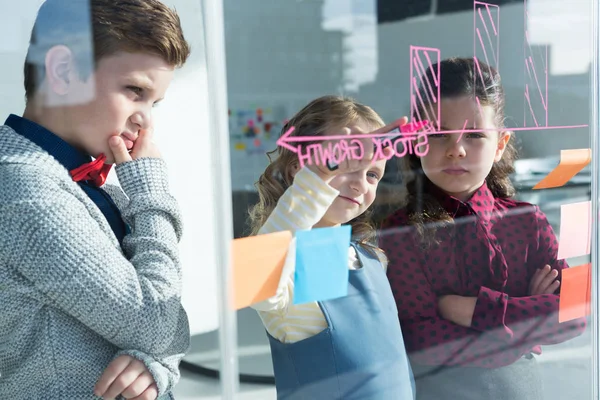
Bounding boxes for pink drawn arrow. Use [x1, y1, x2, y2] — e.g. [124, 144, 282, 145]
[276, 121, 430, 153]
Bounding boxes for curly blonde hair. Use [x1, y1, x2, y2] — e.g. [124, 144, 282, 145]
[248, 95, 386, 250]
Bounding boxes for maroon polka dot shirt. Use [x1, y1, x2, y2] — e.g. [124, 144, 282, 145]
[380, 182, 587, 368]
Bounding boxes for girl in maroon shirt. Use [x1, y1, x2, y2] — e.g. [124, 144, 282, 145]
[380, 57, 586, 400]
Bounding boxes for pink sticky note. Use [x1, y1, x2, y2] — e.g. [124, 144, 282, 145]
[557, 201, 591, 260]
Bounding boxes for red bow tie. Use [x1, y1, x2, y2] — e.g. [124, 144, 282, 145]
[70, 153, 113, 187]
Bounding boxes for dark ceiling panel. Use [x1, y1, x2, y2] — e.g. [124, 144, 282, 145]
[438, 0, 521, 14]
[377, 0, 432, 24]
[378, 0, 523, 23]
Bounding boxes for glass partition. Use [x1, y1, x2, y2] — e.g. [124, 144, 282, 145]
[221, 0, 598, 398]
[2, 1, 597, 399]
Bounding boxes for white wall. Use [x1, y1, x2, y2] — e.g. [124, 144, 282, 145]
[0, 0, 221, 335]
[158, 0, 220, 335]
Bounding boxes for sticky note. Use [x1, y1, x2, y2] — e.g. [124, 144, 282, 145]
[557, 201, 591, 260]
[533, 149, 591, 189]
[559, 263, 591, 323]
[231, 231, 292, 310]
[293, 226, 352, 305]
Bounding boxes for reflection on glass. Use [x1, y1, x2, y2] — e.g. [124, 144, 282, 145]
[25, 0, 95, 106]
[223, 0, 595, 399]
[380, 57, 587, 400]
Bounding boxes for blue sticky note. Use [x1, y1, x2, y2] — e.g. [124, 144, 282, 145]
[293, 225, 351, 305]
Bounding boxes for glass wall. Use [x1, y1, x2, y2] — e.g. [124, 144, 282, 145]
[1, 0, 597, 399]
[220, 0, 597, 399]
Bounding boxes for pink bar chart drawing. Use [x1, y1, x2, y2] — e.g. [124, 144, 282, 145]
[523, 0, 548, 127]
[474, 2, 500, 73]
[405, 0, 586, 137]
[473, 2, 499, 129]
[410, 46, 441, 131]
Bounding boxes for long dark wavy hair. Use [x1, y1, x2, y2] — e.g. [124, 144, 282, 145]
[402, 57, 518, 245]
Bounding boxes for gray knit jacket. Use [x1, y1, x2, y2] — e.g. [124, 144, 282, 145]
[0, 125, 190, 399]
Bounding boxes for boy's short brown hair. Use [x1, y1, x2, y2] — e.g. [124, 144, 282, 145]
[24, 0, 191, 101]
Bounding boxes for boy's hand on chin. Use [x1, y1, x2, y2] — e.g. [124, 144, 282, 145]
[109, 129, 161, 164]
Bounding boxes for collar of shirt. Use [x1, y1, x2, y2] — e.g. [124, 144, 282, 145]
[426, 181, 496, 222]
[5, 114, 93, 171]
[5, 115, 129, 245]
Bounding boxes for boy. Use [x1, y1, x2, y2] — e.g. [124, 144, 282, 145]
[0, 0, 191, 398]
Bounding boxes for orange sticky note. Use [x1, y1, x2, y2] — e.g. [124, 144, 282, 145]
[533, 149, 591, 189]
[557, 201, 591, 260]
[559, 263, 591, 323]
[231, 231, 292, 310]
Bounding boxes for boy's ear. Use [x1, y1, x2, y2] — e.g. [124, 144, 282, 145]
[494, 131, 512, 162]
[45, 45, 75, 96]
[43, 45, 95, 106]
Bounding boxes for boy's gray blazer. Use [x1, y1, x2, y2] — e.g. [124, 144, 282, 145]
[0, 125, 189, 399]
